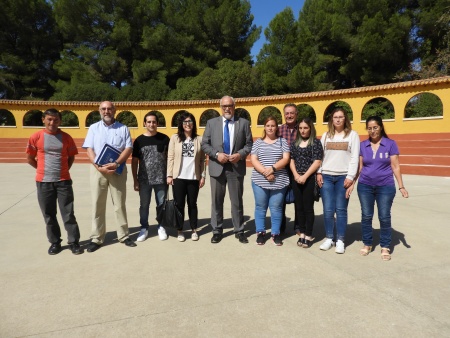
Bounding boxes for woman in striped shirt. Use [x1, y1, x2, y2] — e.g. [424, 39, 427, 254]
[250, 116, 290, 246]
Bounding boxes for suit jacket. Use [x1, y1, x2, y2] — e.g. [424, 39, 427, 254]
[201, 116, 253, 177]
[167, 134, 206, 180]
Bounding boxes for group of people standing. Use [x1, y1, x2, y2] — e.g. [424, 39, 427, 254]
[26, 97, 408, 261]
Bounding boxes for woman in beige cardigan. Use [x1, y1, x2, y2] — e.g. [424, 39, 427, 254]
[167, 112, 206, 241]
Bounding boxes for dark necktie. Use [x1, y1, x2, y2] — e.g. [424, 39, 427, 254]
[223, 119, 230, 155]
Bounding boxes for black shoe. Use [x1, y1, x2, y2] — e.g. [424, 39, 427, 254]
[87, 242, 101, 253]
[272, 234, 283, 246]
[302, 237, 315, 249]
[297, 237, 305, 247]
[48, 243, 62, 255]
[123, 238, 137, 247]
[256, 232, 266, 245]
[69, 242, 84, 255]
[211, 234, 223, 244]
[235, 233, 248, 244]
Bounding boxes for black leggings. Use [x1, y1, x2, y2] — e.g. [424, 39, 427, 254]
[172, 178, 200, 231]
[292, 175, 316, 237]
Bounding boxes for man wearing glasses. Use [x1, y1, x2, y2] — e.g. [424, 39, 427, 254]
[83, 101, 136, 252]
[131, 112, 170, 242]
[201, 96, 253, 244]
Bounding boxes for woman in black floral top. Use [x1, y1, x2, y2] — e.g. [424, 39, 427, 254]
[290, 117, 323, 248]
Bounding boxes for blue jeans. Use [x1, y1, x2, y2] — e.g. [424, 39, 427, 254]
[320, 174, 349, 241]
[357, 183, 396, 248]
[252, 181, 287, 235]
[139, 182, 166, 229]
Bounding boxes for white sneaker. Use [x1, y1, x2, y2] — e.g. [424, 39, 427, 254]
[335, 240, 345, 254]
[158, 226, 168, 241]
[136, 229, 148, 242]
[177, 233, 185, 242]
[319, 238, 334, 251]
[191, 232, 199, 241]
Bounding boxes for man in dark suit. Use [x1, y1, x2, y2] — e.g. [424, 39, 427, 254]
[201, 96, 253, 244]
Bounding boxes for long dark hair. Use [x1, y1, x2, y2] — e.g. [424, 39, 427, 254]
[177, 112, 198, 142]
[294, 117, 316, 147]
[366, 115, 389, 138]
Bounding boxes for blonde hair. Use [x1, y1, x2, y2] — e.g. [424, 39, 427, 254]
[327, 108, 352, 138]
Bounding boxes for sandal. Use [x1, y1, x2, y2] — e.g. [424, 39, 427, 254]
[302, 237, 315, 248]
[381, 248, 391, 261]
[360, 245, 372, 256]
[297, 238, 305, 247]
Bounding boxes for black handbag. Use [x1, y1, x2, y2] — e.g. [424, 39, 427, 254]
[156, 186, 182, 229]
[313, 178, 321, 202]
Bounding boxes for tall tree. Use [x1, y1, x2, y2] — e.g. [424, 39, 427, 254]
[255, 7, 302, 94]
[293, 0, 413, 90]
[51, 0, 260, 101]
[167, 58, 262, 100]
[52, 0, 153, 95]
[0, 0, 61, 99]
[413, 0, 450, 64]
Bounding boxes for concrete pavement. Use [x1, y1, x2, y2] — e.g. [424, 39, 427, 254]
[1, 163, 450, 337]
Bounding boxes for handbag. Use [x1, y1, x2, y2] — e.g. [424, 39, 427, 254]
[156, 186, 182, 229]
[285, 185, 295, 204]
[312, 141, 322, 202]
[313, 177, 321, 202]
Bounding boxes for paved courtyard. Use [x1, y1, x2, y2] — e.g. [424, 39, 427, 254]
[1, 163, 450, 337]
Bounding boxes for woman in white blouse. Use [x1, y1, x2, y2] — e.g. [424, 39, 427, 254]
[316, 108, 360, 254]
[167, 113, 206, 242]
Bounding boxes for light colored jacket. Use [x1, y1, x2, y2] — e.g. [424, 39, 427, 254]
[167, 134, 206, 180]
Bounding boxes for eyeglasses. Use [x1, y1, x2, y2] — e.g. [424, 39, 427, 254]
[183, 120, 193, 125]
[367, 126, 379, 131]
[333, 116, 345, 120]
[221, 105, 234, 109]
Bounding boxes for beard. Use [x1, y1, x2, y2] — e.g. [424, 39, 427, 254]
[223, 112, 233, 120]
[102, 115, 113, 124]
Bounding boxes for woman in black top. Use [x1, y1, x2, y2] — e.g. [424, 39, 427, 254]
[290, 117, 323, 248]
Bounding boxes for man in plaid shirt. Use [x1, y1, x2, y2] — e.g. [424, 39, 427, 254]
[278, 103, 298, 233]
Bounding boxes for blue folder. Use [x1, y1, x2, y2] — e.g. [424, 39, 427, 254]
[95, 144, 125, 175]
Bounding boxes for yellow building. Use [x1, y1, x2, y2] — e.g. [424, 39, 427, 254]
[1, 77, 449, 140]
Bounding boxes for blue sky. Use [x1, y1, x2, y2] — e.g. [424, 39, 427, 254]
[249, 0, 305, 60]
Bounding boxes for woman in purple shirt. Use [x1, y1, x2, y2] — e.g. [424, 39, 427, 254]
[357, 116, 409, 261]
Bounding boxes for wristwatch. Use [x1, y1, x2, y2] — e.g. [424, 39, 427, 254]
[272, 165, 277, 172]
[114, 161, 120, 168]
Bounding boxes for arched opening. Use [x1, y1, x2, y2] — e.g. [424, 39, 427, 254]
[0, 109, 16, 126]
[148, 111, 166, 127]
[405, 92, 443, 118]
[23, 110, 43, 127]
[324, 101, 353, 123]
[60, 110, 79, 127]
[235, 108, 251, 124]
[258, 106, 282, 125]
[200, 109, 219, 127]
[297, 104, 316, 123]
[172, 110, 190, 128]
[116, 111, 138, 127]
[86, 111, 101, 127]
[362, 97, 395, 121]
